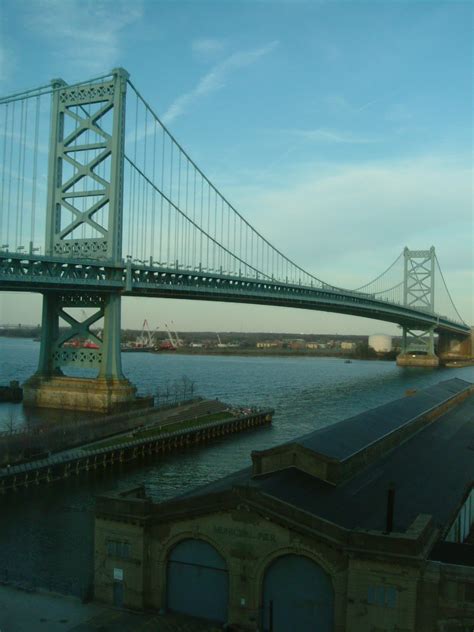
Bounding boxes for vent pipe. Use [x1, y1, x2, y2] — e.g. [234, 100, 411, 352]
[385, 482, 395, 534]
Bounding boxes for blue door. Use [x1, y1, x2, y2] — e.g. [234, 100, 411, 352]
[262, 555, 334, 632]
[113, 580, 124, 608]
[167, 539, 228, 623]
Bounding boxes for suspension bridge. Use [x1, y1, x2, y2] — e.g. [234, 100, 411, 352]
[0, 69, 471, 411]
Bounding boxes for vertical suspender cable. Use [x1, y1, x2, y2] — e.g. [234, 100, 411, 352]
[142, 106, 148, 260]
[199, 176, 203, 266]
[207, 182, 211, 268]
[30, 96, 40, 248]
[15, 99, 25, 248]
[233, 210, 236, 275]
[131, 92, 139, 258]
[192, 167, 197, 267]
[220, 198, 224, 271]
[184, 159, 189, 267]
[213, 191, 217, 270]
[150, 119, 157, 261]
[168, 139, 173, 264]
[176, 149, 181, 265]
[19, 98, 29, 249]
[159, 126, 165, 263]
[6, 101, 16, 249]
[227, 201, 230, 273]
[0, 103, 8, 242]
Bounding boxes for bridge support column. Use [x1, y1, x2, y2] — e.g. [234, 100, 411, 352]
[396, 326, 439, 367]
[396, 247, 439, 368]
[24, 292, 141, 413]
[22, 69, 146, 413]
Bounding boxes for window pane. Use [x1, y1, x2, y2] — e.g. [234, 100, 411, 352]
[386, 587, 397, 608]
[367, 586, 377, 604]
[376, 586, 385, 605]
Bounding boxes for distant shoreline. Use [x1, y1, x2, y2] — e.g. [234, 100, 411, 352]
[124, 347, 395, 361]
[0, 332, 397, 361]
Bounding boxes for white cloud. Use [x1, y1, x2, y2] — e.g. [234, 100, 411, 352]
[224, 155, 472, 322]
[26, 0, 143, 75]
[162, 40, 279, 125]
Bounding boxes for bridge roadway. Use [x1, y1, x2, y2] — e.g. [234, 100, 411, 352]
[0, 252, 469, 336]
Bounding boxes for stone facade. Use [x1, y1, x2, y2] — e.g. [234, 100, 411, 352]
[94, 383, 474, 630]
[94, 487, 474, 631]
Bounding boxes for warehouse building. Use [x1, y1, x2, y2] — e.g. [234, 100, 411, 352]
[95, 378, 474, 631]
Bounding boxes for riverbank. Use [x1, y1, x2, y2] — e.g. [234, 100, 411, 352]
[126, 346, 397, 361]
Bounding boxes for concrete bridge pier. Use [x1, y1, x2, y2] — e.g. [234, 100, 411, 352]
[23, 293, 142, 413]
[396, 353, 440, 368]
[437, 327, 474, 366]
[396, 325, 440, 367]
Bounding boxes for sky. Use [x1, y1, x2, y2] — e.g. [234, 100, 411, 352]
[0, 0, 472, 335]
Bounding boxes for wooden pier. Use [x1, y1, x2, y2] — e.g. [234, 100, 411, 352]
[0, 408, 273, 494]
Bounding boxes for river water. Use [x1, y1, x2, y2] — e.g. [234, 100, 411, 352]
[0, 337, 473, 598]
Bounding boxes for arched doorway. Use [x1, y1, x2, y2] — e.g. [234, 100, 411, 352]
[166, 538, 229, 622]
[262, 554, 334, 632]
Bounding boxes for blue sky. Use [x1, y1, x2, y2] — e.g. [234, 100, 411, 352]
[0, 0, 472, 334]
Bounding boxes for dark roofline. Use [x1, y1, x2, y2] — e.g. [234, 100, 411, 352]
[251, 379, 474, 484]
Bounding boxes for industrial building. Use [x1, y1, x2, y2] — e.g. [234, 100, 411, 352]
[369, 333, 393, 353]
[95, 378, 474, 631]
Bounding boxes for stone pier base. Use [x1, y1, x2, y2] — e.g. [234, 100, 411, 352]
[396, 354, 440, 368]
[23, 375, 145, 413]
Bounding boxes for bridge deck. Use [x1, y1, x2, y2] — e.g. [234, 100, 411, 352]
[0, 253, 469, 335]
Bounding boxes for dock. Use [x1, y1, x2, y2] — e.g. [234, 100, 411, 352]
[0, 403, 273, 493]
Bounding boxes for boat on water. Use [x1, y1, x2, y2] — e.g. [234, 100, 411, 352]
[63, 338, 99, 349]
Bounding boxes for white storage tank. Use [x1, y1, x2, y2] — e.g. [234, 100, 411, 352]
[369, 334, 392, 353]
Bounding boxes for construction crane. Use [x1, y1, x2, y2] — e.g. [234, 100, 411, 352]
[160, 323, 178, 350]
[216, 333, 228, 348]
[136, 319, 154, 348]
[170, 321, 182, 348]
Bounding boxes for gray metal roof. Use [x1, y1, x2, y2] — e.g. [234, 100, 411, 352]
[178, 379, 474, 534]
[294, 378, 471, 461]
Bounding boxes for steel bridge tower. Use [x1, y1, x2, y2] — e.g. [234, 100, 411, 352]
[24, 69, 140, 411]
[396, 247, 439, 367]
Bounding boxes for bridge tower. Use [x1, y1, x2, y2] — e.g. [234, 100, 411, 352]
[396, 247, 439, 367]
[24, 69, 141, 412]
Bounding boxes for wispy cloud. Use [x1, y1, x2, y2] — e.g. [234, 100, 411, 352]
[293, 128, 380, 144]
[192, 38, 226, 57]
[162, 41, 279, 125]
[26, 0, 143, 75]
[324, 92, 398, 115]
